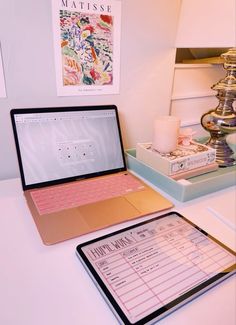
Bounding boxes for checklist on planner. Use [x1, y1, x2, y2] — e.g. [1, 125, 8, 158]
[76, 212, 236, 325]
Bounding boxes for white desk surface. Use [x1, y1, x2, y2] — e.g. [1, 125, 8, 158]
[0, 177, 235, 325]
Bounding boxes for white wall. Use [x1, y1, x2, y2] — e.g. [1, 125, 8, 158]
[0, 0, 181, 180]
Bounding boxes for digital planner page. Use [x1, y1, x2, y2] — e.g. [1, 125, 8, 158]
[82, 214, 235, 324]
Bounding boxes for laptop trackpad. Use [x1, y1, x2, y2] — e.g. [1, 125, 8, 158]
[78, 197, 140, 230]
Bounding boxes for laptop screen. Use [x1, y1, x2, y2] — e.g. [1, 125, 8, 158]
[11, 106, 126, 189]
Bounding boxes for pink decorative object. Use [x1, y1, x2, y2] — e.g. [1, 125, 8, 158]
[178, 128, 196, 146]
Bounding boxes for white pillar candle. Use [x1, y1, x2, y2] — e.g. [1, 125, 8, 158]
[152, 116, 180, 153]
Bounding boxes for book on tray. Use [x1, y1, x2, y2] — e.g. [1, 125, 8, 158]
[136, 141, 217, 179]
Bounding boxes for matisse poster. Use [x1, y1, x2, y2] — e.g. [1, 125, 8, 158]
[0, 43, 6, 98]
[52, 0, 121, 96]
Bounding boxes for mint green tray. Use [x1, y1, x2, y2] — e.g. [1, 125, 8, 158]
[126, 149, 236, 202]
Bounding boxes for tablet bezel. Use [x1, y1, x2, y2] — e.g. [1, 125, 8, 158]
[76, 211, 236, 325]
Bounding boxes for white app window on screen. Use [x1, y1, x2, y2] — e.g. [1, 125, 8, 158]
[15, 110, 124, 185]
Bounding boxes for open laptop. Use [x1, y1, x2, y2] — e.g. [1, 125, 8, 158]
[11, 105, 173, 245]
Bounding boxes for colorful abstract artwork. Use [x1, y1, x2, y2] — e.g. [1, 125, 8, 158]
[60, 11, 113, 86]
[52, 0, 121, 96]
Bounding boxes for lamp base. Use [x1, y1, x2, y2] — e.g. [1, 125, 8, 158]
[205, 137, 236, 167]
[200, 48, 236, 167]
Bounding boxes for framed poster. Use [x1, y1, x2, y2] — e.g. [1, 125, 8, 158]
[52, 0, 121, 96]
[0, 43, 6, 98]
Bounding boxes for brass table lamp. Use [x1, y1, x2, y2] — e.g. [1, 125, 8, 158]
[201, 48, 236, 167]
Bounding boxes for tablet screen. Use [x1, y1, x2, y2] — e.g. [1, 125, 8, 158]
[76, 211, 236, 325]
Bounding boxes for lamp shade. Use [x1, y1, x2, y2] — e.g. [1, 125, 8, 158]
[175, 0, 236, 48]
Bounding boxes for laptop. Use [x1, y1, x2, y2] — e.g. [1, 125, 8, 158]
[10, 105, 173, 245]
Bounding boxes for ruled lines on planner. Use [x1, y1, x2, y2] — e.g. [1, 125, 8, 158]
[84, 216, 235, 323]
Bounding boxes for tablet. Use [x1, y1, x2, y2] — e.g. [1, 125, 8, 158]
[76, 211, 236, 325]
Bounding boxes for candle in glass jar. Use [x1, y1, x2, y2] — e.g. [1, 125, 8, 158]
[152, 116, 180, 153]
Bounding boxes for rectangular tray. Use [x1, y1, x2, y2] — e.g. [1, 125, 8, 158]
[126, 149, 236, 202]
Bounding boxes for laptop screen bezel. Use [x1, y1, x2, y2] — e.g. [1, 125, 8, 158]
[10, 105, 127, 191]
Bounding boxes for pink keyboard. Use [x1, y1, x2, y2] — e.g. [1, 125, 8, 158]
[30, 173, 145, 215]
